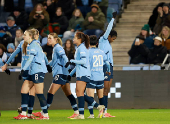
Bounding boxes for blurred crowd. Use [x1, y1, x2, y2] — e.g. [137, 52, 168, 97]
[0, 0, 127, 67]
[128, 3, 170, 65]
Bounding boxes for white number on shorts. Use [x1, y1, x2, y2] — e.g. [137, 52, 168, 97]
[35, 74, 38, 80]
[55, 75, 59, 81]
[93, 55, 103, 67]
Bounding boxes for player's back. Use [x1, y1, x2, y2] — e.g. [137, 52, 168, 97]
[89, 48, 105, 81]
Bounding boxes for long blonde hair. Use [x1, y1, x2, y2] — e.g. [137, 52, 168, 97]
[159, 26, 170, 39]
[22, 30, 36, 55]
[49, 33, 62, 45]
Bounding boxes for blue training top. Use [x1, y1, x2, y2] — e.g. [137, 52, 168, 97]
[49, 43, 69, 77]
[22, 40, 47, 75]
[70, 42, 91, 78]
[89, 47, 110, 81]
[98, 18, 115, 66]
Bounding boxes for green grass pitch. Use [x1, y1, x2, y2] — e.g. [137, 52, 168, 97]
[0, 109, 170, 124]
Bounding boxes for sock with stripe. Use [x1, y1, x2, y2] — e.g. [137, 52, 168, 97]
[37, 94, 48, 114]
[84, 94, 99, 108]
[21, 93, 29, 115]
[77, 96, 84, 115]
[47, 93, 54, 109]
[67, 94, 78, 112]
[87, 97, 94, 115]
[27, 95, 35, 114]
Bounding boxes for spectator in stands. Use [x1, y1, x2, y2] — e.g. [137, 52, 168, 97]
[62, 9, 84, 43]
[14, 29, 23, 47]
[55, 0, 75, 20]
[128, 35, 149, 64]
[9, 7, 28, 31]
[148, 2, 165, 32]
[159, 26, 170, 51]
[43, 0, 55, 22]
[28, 3, 49, 32]
[64, 39, 75, 70]
[148, 36, 167, 64]
[52, 7, 69, 35]
[42, 43, 53, 60]
[133, 24, 156, 49]
[3, 16, 20, 40]
[0, 44, 7, 66]
[6, 43, 15, 64]
[153, 3, 170, 35]
[83, 4, 105, 38]
[0, 27, 13, 48]
[94, 0, 108, 17]
[76, 0, 93, 18]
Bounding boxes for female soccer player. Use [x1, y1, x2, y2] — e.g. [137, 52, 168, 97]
[86, 35, 111, 118]
[68, 32, 105, 119]
[33, 33, 79, 118]
[2, 29, 49, 120]
[2, 29, 49, 119]
[98, 12, 117, 117]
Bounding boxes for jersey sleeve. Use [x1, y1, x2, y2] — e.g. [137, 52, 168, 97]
[55, 46, 65, 57]
[6, 44, 21, 65]
[79, 47, 86, 59]
[29, 43, 37, 56]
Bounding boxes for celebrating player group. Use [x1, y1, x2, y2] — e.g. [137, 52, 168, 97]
[1, 12, 117, 120]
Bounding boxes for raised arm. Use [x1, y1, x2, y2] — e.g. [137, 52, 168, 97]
[103, 18, 115, 40]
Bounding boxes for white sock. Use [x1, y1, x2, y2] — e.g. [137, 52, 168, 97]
[43, 113, 48, 117]
[104, 110, 107, 114]
[21, 111, 26, 116]
[74, 110, 79, 114]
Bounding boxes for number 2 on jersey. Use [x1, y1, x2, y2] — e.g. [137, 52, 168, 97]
[93, 55, 103, 67]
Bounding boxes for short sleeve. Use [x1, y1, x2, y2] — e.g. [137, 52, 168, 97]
[79, 47, 86, 59]
[55, 46, 65, 57]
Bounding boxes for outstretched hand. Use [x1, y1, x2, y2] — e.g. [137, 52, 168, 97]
[112, 11, 117, 19]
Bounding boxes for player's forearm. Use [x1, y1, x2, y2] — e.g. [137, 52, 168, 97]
[6, 48, 20, 65]
[103, 18, 115, 40]
[69, 67, 76, 77]
[70, 58, 86, 65]
[44, 53, 48, 65]
[105, 61, 110, 72]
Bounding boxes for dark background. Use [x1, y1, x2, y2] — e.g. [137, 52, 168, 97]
[1, 71, 170, 110]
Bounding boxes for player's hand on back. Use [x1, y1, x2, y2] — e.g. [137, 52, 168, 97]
[106, 72, 111, 76]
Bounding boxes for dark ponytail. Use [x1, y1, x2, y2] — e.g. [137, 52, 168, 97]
[76, 32, 90, 49]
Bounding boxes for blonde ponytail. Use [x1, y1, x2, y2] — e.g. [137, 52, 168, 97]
[49, 33, 63, 46]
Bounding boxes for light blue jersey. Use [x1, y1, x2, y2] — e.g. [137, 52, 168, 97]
[23, 40, 47, 75]
[98, 18, 115, 66]
[49, 43, 69, 77]
[71, 43, 90, 78]
[89, 48, 110, 81]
